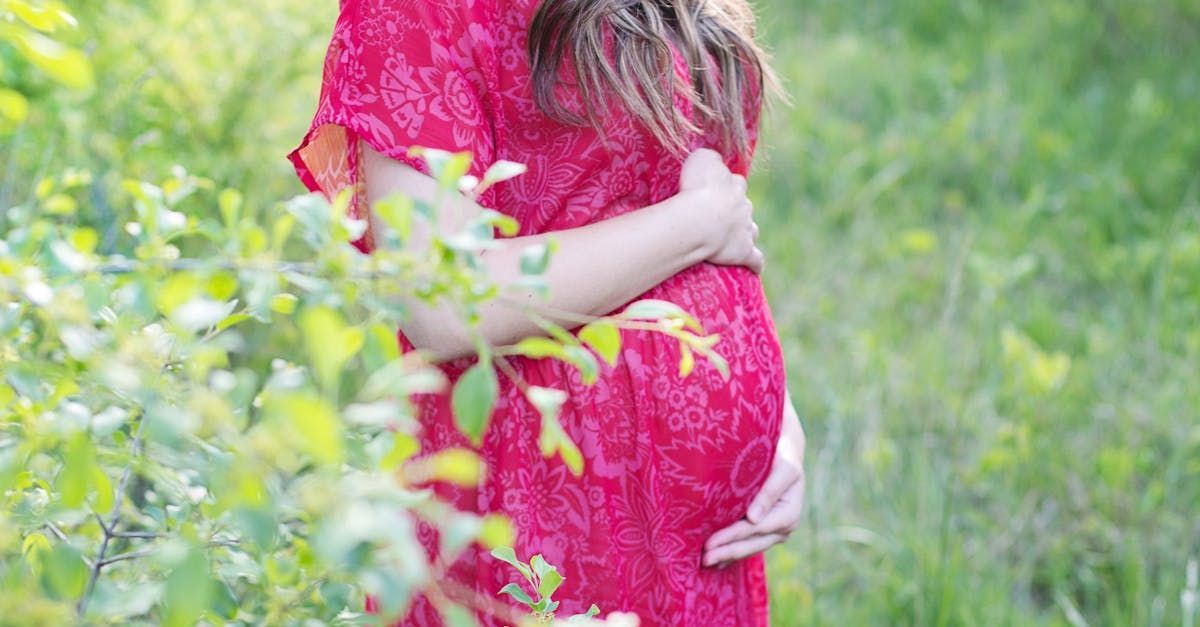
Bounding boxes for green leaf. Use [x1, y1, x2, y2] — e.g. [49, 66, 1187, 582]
[578, 321, 621, 367]
[163, 546, 213, 627]
[214, 311, 252, 333]
[265, 392, 343, 464]
[299, 306, 364, 395]
[44, 193, 77, 215]
[451, 362, 498, 446]
[43, 543, 87, 600]
[411, 148, 471, 189]
[519, 242, 555, 276]
[218, 188, 243, 228]
[490, 547, 533, 583]
[526, 386, 566, 422]
[268, 293, 297, 315]
[373, 192, 414, 242]
[679, 344, 695, 378]
[514, 337, 566, 360]
[7, 0, 77, 32]
[538, 417, 584, 477]
[379, 432, 419, 470]
[0, 88, 29, 123]
[497, 583, 534, 607]
[562, 345, 599, 384]
[530, 554, 551, 579]
[478, 514, 514, 551]
[154, 272, 201, 316]
[572, 604, 602, 620]
[91, 464, 114, 513]
[620, 299, 701, 331]
[557, 433, 584, 477]
[21, 532, 51, 569]
[480, 160, 527, 190]
[58, 431, 94, 508]
[537, 567, 564, 599]
[478, 209, 520, 237]
[6, 27, 94, 90]
[426, 448, 483, 486]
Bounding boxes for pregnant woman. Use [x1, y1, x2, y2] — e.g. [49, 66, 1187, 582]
[289, 1, 806, 624]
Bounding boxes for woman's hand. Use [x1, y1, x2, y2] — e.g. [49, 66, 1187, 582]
[702, 393, 806, 568]
[678, 148, 764, 274]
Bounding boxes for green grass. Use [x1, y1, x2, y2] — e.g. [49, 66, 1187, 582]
[752, 1, 1200, 624]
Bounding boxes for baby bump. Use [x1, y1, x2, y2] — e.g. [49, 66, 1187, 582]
[612, 263, 787, 544]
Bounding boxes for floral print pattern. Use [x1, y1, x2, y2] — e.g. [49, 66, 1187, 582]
[289, 1, 785, 625]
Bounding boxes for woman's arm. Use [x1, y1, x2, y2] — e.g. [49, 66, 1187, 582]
[362, 143, 761, 361]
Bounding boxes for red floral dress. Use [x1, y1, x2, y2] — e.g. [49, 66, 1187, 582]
[289, 1, 787, 625]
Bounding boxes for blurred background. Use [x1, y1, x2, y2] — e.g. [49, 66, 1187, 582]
[4, 0, 1198, 624]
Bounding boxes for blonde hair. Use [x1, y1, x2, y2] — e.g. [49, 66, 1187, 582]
[529, 0, 778, 155]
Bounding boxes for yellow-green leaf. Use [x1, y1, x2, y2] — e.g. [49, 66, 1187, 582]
[7, 0, 76, 32]
[426, 448, 484, 486]
[91, 464, 114, 513]
[266, 392, 344, 465]
[478, 514, 514, 551]
[579, 321, 621, 367]
[380, 432, 420, 470]
[0, 88, 29, 123]
[679, 345, 695, 378]
[58, 432, 93, 508]
[269, 293, 298, 315]
[218, 188, 243, 227]
[43, 193, 77, 215]
[69, 227, 97, 254]
[300, 306, 364, 394]
[8, 29, 94, 90]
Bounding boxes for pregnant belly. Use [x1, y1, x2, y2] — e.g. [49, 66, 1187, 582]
[607, 262, 788, 542]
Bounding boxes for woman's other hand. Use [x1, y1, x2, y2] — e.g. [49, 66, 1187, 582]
[702, 392, 806, 568]
[678, 148, 764, 274]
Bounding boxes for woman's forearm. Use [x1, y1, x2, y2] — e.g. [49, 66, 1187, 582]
[362, 144, 712, 360]
[413, 192, 709, 359]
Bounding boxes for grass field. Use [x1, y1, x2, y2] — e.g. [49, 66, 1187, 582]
[753, 1, 1200, 624]
[6, 0, 1198, 624]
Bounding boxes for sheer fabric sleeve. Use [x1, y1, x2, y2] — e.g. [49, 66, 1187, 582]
[288, 0, 498, 253]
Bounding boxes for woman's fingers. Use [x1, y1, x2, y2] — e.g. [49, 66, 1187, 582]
[704, 519, 757, 556]
[746, 452, 803, 524]
[751, 480, 806, 535]
[703, 479, 804, 562]
[703, 533, 788, 568]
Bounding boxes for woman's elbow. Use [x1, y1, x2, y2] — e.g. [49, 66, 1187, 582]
[399, 318, 474, 362]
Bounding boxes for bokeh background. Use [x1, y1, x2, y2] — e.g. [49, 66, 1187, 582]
[5, 0, 1198, 624]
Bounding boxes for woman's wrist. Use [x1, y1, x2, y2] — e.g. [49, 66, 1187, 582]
[660, 188, 715, 266]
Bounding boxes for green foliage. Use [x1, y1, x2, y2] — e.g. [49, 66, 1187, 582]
[0, 144, 713, 624]
[756, 0, 1200, 624]
[0, 0, 92, 129]
[491, 548, 600, 624]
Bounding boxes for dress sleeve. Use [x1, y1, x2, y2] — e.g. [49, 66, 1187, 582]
[287, 0, 497, 253]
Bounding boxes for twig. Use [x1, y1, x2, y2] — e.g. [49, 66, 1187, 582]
[77, 415, 146, 618]
[97, 548, 154, 568]
[112, 530, 160, 539]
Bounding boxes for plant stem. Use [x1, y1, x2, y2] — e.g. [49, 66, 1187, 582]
[77, 415, 146, 618]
